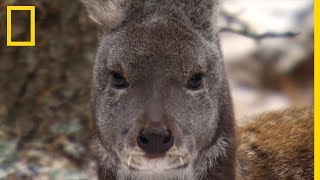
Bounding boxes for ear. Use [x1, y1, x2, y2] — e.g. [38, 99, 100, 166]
[80, 0, 129, 30]
[180, 0, 220, 40]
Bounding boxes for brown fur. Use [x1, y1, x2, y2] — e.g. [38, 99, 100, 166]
[236, 107, 314, 180]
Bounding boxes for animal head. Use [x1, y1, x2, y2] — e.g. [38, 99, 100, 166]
[81, 0, 235, 179]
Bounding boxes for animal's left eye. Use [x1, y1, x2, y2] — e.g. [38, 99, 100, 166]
[111, 72, 128, 89]
[186, 73, 203, 90]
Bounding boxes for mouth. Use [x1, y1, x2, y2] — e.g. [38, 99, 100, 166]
[125, 151, 189, 171]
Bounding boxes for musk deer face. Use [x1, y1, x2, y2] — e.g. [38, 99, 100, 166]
[82, 0, 234, 178]
[92, 18, 224, 172]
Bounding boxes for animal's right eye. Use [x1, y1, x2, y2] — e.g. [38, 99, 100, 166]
[186, 73, 203, 90]
[111, 72, 128, 89]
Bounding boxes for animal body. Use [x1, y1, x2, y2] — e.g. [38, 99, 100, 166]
[80, 0, 314, 179]
[236, 107, 314, 180]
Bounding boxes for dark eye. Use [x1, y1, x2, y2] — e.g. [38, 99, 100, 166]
[111, 72, 128, 89]
[186, 73, 203, 90]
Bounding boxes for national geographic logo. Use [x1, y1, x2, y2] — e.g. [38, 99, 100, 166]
[6, 6, 35, 46]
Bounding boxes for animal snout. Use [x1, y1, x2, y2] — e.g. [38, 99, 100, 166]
[137, 127, 174, 156]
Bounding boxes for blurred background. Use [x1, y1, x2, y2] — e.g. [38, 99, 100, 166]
[0, 0, 313, 179]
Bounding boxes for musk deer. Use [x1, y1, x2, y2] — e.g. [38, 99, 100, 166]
[80, 0, 313, 179]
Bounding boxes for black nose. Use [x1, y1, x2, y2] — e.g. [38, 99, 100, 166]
[137, 127, 174, 155]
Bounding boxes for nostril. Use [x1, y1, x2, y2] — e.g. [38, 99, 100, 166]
[162, 131, 172, 144]
[139, 135, 149, 144]
[163, 136, 170, 144]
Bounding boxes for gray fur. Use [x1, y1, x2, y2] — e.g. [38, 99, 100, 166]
[80, 0, 129, 29]
[82, 0, 235, 179]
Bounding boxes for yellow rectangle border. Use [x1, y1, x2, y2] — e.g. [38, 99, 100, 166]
[315, 0, 318, 179]
[7, 6, 35, 46]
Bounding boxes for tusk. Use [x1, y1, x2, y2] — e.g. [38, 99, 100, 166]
[179, 157, 184, 166]
[127, 153, 133, 167]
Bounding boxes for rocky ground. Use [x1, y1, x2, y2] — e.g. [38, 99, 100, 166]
[0, 0, 313, 179]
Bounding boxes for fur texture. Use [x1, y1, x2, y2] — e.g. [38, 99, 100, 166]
[80, 0, 128, 29]
[236, 107, 314, 180]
